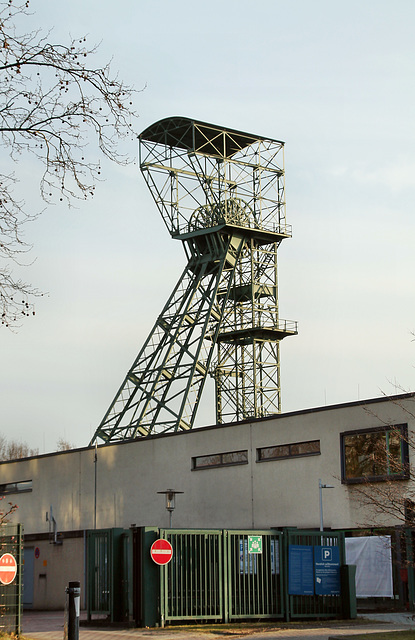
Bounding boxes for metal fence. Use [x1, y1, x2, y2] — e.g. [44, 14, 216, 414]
[225, 530, 284, 620]
[88, 526, 351, 626]
[0, 523, 23, 635]
[162, 530, 223, 622]
[285, 529, 345, 620]
[160, 529, 340, 623]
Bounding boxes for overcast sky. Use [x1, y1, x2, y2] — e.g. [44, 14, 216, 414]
[2, 0, 415, 452]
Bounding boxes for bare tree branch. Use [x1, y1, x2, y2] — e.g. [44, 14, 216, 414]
[350, 394, 415, 529]
[0, 497, 18, 525]
[0, 0, 140, 327]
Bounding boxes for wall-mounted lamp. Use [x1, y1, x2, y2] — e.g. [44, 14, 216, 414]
[46, 505, 62, 545]
[157, 489, 183, 528]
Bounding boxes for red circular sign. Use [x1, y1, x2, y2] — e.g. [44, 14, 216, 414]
[0, 553, 17, 585]
[150, 539, 173, 565]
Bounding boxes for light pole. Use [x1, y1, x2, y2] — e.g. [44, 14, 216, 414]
[319, 479, 334, 531]
[94, 442, 97, 530]
[157, 489, 183, 528]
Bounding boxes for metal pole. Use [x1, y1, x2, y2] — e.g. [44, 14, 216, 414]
[66, 581, 80, 640]
[319, 479, 334, 531]
[94, 442, 97, 530]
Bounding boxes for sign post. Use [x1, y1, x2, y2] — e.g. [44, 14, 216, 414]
[150, 539, 173, 566]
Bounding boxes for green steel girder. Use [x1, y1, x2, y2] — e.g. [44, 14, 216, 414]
[91, 232, 245, 442]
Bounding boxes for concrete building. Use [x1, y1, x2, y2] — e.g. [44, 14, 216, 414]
[1, 392, 414, 611]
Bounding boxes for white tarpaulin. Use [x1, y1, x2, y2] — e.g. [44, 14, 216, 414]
[345, 535, 393, 598]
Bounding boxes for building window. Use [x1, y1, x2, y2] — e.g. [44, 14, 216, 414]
[192, 450, 248, 470]
[257, 440, 320, 462]
[404, 499, 415, 525]
[341, 424, 409, 484]
[0, 480, 32, 495]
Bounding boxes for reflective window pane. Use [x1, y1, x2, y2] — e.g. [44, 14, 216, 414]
[193, 450, 248, 470]
[342, 425, 407, 482]
[257, 440, 320, 461]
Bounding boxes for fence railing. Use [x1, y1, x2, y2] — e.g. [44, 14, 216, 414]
[0, 523, 23, 635]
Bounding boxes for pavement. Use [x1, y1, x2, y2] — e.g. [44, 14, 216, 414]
[22, 611, 415, 640]
[20, 610, 415, 640]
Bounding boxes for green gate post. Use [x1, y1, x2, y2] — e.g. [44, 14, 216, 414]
[340, 565, 357, 619]
[16, 523, 23, 635]
[141, 528, 160, 627]
[405, 528, 415, 612]
[223, 531, 229, 623]
[282, 528, 294, 622]
[121, 530, 134, 623]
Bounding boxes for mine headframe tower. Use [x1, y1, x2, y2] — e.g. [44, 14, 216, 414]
[90, 116, 297, 444]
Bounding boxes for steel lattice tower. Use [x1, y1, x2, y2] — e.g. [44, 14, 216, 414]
[90, 117, 297, 444]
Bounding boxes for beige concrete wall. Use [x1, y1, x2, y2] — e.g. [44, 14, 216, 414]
[2, 394, 414, 536]
[24, 537, 84, 610]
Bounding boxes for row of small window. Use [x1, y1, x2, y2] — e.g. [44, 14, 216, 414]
[1, 425, 410, 491]
[192, 423, 410, 485]
[192, 439, 321, 470]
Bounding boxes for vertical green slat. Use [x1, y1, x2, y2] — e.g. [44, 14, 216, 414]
[206, 535, 210, 616]
[199, 534, 202, 617]
[243, 534, 248, 616]
[17, 524, 23, 635]
[179, 533, 182, 618]
[223, 530, 228, 623]
[203, 535, 206, 616]
[189, 533, 192, 618]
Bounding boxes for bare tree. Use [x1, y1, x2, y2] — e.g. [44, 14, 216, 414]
[348, 394, 415, 528]
[0, 433, 38, 459]
[0, 0, 138, 327]
[56, 437, 74, 451]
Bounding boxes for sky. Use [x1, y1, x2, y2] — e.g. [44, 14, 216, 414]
[1, 0, 415, 453]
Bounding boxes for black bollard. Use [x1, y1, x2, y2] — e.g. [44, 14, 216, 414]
[66, 581, 81, 640]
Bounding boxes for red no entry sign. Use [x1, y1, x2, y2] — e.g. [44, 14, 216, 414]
[150, 539, 173, 565]
[0, 553, 17, 585]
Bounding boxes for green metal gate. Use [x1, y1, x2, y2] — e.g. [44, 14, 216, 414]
[0, 523, 23, 635]
[87, 528, 131, 623]
[160, 529, 284, 623]
[226, 530, 284, 620]
[286, 530, 345, 620]
[88, 529, 110, 615]
[162, 530, 223, 622]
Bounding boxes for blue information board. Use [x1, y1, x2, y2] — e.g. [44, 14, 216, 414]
[314, 546, 340, 596]
[288, 545, 314, 595]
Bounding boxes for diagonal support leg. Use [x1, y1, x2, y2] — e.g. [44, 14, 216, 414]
[91, 233, 245, 443]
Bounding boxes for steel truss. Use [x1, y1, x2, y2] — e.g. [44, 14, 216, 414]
[91, 117, 297, 444]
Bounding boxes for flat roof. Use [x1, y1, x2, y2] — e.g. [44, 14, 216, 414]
[1, 392, 413, 465]
[140, 116, 284, 158]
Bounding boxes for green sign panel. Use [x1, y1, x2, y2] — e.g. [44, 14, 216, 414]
[248, 536, 262, 554]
